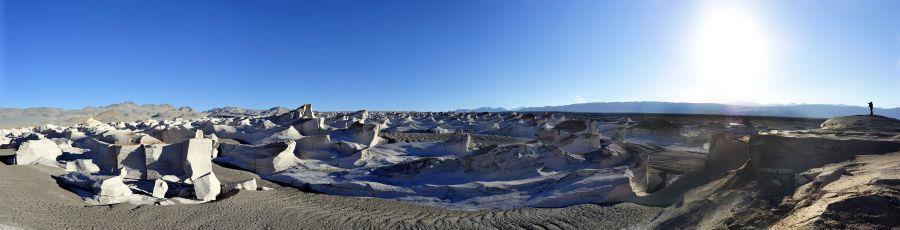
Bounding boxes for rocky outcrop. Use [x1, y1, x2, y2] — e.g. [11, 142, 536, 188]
[15, 139, 63, 166]
[749, 134, 900, 195]
[218, 141, 300, 175]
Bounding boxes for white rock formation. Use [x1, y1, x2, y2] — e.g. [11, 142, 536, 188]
[219, 141, 300, 175]
[347, 123, 382, 147]
[193, 172, 221, 201]
[15, 139, 63, 166]
[298, 117, 326, 135]
[152, 179, 168, 198]
[183, 138, 215, 180]
[65, 159, 101, 173]
[232, 179, 258, 191]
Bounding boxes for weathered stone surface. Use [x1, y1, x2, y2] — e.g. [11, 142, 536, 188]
[153, 125, 197, 144]
[299, 117, 326, 135]
[193, 172, 221, 201]
[95, 170, 132, 197]
[183, 138, 215, 180]
[115, 144, 146, 179]
[219, 141, 300, 175]
[152, 179, 168, 198]
[297, 135, 332, 150]
[233, 179, 258, 191]
[65, 159, 101, 173]
[256, 126, 302, 145]
[348, 123, 382, 147]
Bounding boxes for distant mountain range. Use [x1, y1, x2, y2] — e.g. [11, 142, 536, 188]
[457, 102, 900, 119]
[0, 102, 205, 128]
[453, 107, 510, 113]
[3, 101, 897, 128]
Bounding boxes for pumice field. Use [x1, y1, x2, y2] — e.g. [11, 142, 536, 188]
[4, 0, 898, 229]
[1, 103, 898, 229]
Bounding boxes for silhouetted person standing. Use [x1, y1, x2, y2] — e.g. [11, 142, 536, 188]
[868, 102, 874, 116]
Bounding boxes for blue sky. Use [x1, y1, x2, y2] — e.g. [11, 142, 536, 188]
[1, 0, 898, 111]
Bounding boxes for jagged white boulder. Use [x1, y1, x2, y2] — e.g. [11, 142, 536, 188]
[347, 123, 382, 147]
[218, 141, 300, 175]
[65, 159, 101, 173]
[65, 129, 88, 141]
[152, 124, 197, 144]
[298, 117, 326, 135]
[114, 144, 147, 179]
[193, 172, 221, 201]
[297, 135, 332, 150]
[300, 104, 316, 119]
[97, 170, 132, 195]
[57, 170, 134, 205]
[261, 120, 277, 130]
[152, 179, 168, 198]
[538, 119, 609, 154]
[441, 131, 474, 155]
[232, 179, 258, 191]
[351, 110, 368, 124]
[183, 138, 215, 180]
[15, 139, 63, 166]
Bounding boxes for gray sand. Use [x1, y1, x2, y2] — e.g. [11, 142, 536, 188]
[0, 163, 662, 229]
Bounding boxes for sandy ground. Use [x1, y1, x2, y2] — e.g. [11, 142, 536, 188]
[0, 163, 662, 229]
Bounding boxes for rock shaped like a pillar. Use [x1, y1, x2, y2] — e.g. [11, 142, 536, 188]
[300, 104, 316, 119]
[152, 179, 168, 198]
[183, 138, 215, 180]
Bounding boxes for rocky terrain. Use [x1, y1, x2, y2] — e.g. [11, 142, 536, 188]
[1, 103, 898, 229]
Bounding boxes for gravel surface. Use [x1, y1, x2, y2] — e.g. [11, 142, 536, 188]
[0, 163, 663, 229]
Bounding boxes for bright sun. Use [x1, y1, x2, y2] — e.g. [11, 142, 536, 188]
[688, 3, 774, 103]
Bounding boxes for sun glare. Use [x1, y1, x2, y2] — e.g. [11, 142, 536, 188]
[688, 3, 774, 103]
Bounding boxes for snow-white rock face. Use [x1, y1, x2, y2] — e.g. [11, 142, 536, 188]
[231, 179, 258, 191]
[15, 139, 63, 166]
[65, 159, 101, 173]
[152, 179, 168, 198]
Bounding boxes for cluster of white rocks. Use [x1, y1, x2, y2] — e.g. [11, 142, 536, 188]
[1, 116, 265, 205]
[1, 104, 714, 209]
